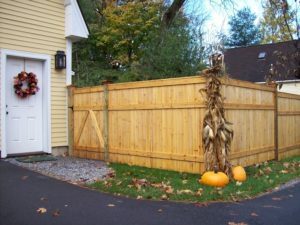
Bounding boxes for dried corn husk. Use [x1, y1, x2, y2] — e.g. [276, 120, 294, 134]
[202, 61, 233, 177]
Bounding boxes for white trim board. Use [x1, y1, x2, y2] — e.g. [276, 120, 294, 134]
[66, 38, 72, 85]
[65, 0, 89, 41]
[0, 49, 51, 158]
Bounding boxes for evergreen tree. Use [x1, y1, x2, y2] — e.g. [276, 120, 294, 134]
[260, 0, 296, 44]
[226, 7, 261, 47]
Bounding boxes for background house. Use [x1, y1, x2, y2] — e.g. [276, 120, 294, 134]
[224, 40, 300, 95]
[0, 0, 89, 158]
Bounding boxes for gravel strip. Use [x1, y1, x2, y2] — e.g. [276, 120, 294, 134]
[5, 156, 111, 184]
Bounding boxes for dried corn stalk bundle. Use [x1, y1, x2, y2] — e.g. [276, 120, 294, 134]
[201, 54, 234, 177]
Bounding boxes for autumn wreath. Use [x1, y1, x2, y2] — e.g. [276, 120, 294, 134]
[13, 71, 39, 98]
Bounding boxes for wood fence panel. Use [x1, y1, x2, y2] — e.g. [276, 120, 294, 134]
[221, 81, 275, 167]
[70, 76, 300, 174]
[278, 93, 300, 159]
[108, 78, 207, 172]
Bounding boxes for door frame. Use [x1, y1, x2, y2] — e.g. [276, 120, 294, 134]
[0, 49, 51, 158]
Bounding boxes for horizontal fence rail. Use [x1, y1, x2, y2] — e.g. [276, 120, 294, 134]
[69, 76, 300, 173]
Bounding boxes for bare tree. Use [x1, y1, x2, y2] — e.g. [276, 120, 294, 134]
[266, 0, 300, 82]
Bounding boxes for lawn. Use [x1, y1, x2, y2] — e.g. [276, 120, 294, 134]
[89, 156, 300, 202]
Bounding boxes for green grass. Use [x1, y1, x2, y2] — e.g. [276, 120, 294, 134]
[89, 156, 300, 202]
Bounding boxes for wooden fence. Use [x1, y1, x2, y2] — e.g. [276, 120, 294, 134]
[277, 92, 300, 159]
[68, 76, 300, 173]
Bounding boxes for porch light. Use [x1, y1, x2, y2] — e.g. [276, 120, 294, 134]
[55, 51, 66, 69]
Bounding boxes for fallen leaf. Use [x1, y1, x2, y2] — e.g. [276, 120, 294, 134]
[165, 186, 174, 194]
[272, 197, 281, 201]
[36, 207, 47, 214]
[132, 178, 149, 190]
[177, 189, 193, 195]
[194, 202, 208, 207]
[21, 176, 29, 180]
[195, 188, 203, 197]
[283, 162, 290, 168]
[103, 181, 112, 187]
[228, 222, 248, 225]
[160, 194, 168, 200]
[105, 171, 115, 179]
[157, 209, 163, 213]
[257, 169, 264, 176]
[264, 167, 272, 174]
[289, 194, 293, 198]
[182, 180, 188, 184]
[151, 183, 163, 188]
[107, 204, 115, 207]
[236, 181, 242, 186]
[135, 184, 142, 190]
[40, 197, 47, 201]
[230, 194, 238, 202]
[217, 189, 223, 195]
[136, 195, 143, 200]
[52, 209, 60, 217]
[280, 170, 288, 174]
[64, 204, 68, 207]
[251, 212, 258, 217]
[116, 181, 122, 186]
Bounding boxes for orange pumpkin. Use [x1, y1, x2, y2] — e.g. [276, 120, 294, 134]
[199, 171, 229, 187]
[232, 166, 247, 182]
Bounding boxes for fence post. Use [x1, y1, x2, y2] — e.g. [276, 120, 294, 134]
[67, 85, 75, 156]
[274, 87, 279, 161]
[102, 80, 111, 162]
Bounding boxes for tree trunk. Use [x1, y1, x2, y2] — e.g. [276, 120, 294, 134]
[161, 0, 186, 29]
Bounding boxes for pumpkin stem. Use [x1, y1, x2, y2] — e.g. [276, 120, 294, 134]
[213, 165, 218, 173]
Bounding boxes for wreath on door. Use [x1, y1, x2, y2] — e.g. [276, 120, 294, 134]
[13, 71, 39, 98]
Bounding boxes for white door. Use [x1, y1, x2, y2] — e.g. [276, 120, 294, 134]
[6, 57, 43, 154]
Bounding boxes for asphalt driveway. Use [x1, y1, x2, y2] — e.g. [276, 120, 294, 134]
[1, 160, 300, 225]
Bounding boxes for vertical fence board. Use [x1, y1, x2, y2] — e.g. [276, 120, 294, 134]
[67, 86, 74, 156]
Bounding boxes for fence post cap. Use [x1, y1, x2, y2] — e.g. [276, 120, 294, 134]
[101, 80, 113, 85]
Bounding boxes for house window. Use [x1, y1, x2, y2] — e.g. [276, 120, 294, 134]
[258, 52, 266, 60]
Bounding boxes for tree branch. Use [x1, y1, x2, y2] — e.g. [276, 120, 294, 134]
[162, 0, 186, 28]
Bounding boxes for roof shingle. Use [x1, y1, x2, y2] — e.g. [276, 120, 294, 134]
[224, 40, 299, 82]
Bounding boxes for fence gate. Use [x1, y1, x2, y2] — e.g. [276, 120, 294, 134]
[69, 86, 108, 161]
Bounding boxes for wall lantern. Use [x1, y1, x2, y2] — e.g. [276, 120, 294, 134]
[55, 51, 66, 69]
